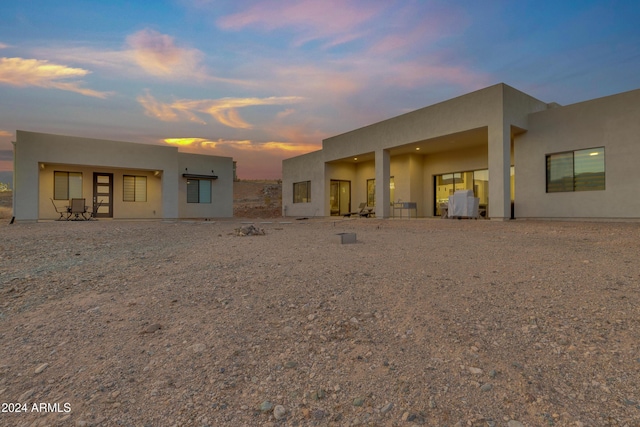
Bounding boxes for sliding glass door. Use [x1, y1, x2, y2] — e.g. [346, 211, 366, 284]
[330, 180, 351, 216]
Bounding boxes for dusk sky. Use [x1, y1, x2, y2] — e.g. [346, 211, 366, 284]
[1, 0, 639, 181]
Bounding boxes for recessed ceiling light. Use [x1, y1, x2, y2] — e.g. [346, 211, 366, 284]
[416, 147, 420, 151]
[354, 157, 358, 160]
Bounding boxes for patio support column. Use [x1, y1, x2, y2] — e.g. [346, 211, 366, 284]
[161, 169, 179, 220]
[375, 149, 390, 218]
[488, 122, 511, 220]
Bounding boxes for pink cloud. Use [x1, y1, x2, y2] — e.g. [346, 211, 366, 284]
[383, 60, 490, 90]
[33, 35, 250, 86]
[218, 0, 385, 47]
[138, 92, 305, 128]
[126, 29, 207, 79]
[0, 57, 111, 98]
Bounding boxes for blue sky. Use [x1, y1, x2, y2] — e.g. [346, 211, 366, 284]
[1, 0, 639, 180]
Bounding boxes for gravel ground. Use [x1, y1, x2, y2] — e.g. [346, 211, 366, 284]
[1, 218, 639, 427]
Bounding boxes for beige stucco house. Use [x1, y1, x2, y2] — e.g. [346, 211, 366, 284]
[283, 83, 640, 220]
[12, 131, 233, 222]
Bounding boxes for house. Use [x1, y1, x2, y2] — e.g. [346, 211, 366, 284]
[12, 130, 233, 221]
[282, 83, 640, 220]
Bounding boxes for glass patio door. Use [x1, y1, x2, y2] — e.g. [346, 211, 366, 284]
[330, 180, 350, 216]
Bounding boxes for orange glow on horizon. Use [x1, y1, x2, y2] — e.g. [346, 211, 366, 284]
[162, 137, 319, 154]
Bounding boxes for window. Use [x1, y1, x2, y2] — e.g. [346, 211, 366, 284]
[187, 179, 211, 203]
[546, 147, 604, 192]
[367, 179, 375, 207]
[54, 171, 82, 200]
[123, 175, 147, 202]
[293, 181, 311, 203]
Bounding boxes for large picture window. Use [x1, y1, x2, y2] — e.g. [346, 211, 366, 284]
[293, 181, 311, 203]
[546, 147, 604, 193]
[54, 171, 82, 200]
[187, 179, 211, 203]
[123, 175, 147, 202]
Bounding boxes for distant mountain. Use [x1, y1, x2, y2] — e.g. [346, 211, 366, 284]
[0, 171, 13, 188]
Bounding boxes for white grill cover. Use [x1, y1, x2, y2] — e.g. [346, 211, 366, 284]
[448, 190, 479, 218]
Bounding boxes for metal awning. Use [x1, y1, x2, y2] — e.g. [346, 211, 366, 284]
[182, 173, 218, 179]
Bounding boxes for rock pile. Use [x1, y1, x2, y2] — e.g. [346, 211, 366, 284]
[233, 224, 265, 236]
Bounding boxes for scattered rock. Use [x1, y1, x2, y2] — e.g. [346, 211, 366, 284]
[353, 397, 365, 406]
[260, 401, 273, 412]
[140, 323, 162, 334]
[380, 402, 393, 414]
[273, 405, 286, 420]
[312, 409, 326, 419]
[480, 383, 493, 392]
[34, 362, 49, 374]
[428, 396, 437, 409]
[18, 389, 35, 402]
[311, 388, 326, 400]
[234, 224, 265, 236]
[189, 343, 206, 353]
[468, 366, 483, 375]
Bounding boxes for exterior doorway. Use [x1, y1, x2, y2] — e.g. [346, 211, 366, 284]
[93, 173, 113, 218]
[330, 180, 351, 216]
[434, 170, 488, 217]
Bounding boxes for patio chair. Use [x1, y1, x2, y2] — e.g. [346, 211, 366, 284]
[89, 199, 103, 220]
[360, 207, 375, 218]
[70, 198, 89, 220]
[50, 198, 70, 221]
[344, 202, 367, 217]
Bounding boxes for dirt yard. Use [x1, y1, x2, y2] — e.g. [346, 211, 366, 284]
[1, 187, 640, 427]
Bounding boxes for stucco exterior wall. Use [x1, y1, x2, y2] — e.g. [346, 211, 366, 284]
[515, 88, 640, 219]
[178, 153, 234, 218]
[322, 85, 506, 158]
[282, 150, 324, 217]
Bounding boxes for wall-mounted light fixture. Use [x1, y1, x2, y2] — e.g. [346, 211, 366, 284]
[40, 163, 45, 170]
[153, 170, 161, 177]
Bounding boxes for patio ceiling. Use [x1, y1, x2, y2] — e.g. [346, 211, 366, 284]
[389, 127, 488, 156]
[329, 126, 490, 164]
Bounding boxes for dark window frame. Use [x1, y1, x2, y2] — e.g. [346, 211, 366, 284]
[123, 175, 147, 202]
[293, 181, 311, 203]
[187, 178, 212, 203]
[53, 171, 82, 200]
[546, 147, 605, 193]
